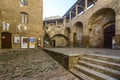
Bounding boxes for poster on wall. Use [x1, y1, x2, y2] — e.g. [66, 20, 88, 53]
[37, 38, 41, 47]
[29, 37, 35, 48]
[14, 36, 20, 43]
[21, 37, 28, 48]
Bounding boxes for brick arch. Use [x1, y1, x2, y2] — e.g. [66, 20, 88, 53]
[88, 8, 116, 48]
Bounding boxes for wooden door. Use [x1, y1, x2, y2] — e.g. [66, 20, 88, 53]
[1, 32, 12, 49]
[52, 40, 56, 47]
[104, 25, 115, 48]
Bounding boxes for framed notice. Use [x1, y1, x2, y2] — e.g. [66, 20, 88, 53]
[21, 37, 28, 48]
[14, 36, 20, 44]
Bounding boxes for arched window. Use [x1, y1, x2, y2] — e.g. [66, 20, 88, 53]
[20, 0, 28, 7]
[21, 12, 28, 24]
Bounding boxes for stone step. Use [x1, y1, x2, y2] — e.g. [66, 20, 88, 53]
[74, 65, 117, 80]
[70, 69, 95, 80]
[78, 60, 120, 79]
[83, 57, 120, 71]
[84, 54, 120, 64]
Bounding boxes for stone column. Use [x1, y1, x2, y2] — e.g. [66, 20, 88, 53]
[116, 15, 120, 35]
[76, 5, 78, 17]
[115, 15, 120, 47]
[85, 0, 88, 11]
[55, 20, 58, 27]
[69, 11, 72, 21]
[63, 16, 66, 28]
[69, 32, 74, 47]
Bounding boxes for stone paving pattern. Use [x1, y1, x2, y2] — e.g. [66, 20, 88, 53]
[0, 49, 79, 80]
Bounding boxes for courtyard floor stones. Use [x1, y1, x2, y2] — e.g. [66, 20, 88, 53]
[0, 49, 79, 80]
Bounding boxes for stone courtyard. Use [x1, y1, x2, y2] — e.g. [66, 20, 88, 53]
[0, 48, 120, 80]
[44, 48, 120, 80]
[0, 49, 79, 80]
[0, 0, 120, 79]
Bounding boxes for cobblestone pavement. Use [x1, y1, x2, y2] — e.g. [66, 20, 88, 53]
[45, 48, 120, 57]
[0, 49, 79, 80]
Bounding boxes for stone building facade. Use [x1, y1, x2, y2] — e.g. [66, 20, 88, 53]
[44, 0, 120, 49]
[0, 0, 43, 49]
[44, 16, 68, 47]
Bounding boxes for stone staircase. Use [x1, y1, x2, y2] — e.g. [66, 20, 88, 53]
[70, 54, 120, 80]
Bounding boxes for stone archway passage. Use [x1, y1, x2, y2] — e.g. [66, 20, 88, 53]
[1, 32, 12, 49]
[52, 34, 68, 47]
[52, 40, 56, 47]
[73, 33, 77, 47]
[65, 28, 70, 47]
[88, 8, 115, 48]
[73, 22, 83, 47]
[104, 25, 115, 48]
[44, 34, 52, 48]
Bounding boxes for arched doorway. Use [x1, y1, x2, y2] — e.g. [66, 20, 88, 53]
[73, 33, 77, 47]
[88, 8, 116, 48]
[43, 33, 52, 47]
[73, 22, 83, 47]
[52, 34, 68, 47]
[65, 27, 70, 47]
[1, 32, 12, 49]
[104, 25, 115, 48]
[52, 40, 56, 47]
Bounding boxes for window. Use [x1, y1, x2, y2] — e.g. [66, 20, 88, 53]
[20, 0, 28, 6]
[46, 27, 48, 29]
[50, 23, 54, 26]
[57, 26, 61, 28]
[21, 12, 28, 24]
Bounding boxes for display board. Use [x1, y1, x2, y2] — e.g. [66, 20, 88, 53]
[29, 37, 35, 48]
[21, 37, 28, 48]
[14, 36, 20, 44]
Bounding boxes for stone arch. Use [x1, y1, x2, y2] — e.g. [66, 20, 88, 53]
[43, 33, 52, 47]
[1, 32, 12, 49]
[88, 8, 116, 48]
[72, 22, 83, 47]
[65, 27, 71, 36]
[65, 27, 71, 47]
[52, 34, 68, 47]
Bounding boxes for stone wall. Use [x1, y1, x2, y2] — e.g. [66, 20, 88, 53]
[44, 18, 67, 47]
[52, 36, 67, 47]
[65, 0, 120, 48]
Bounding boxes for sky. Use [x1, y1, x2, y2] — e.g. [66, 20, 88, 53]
[43, 0, 77, 19]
